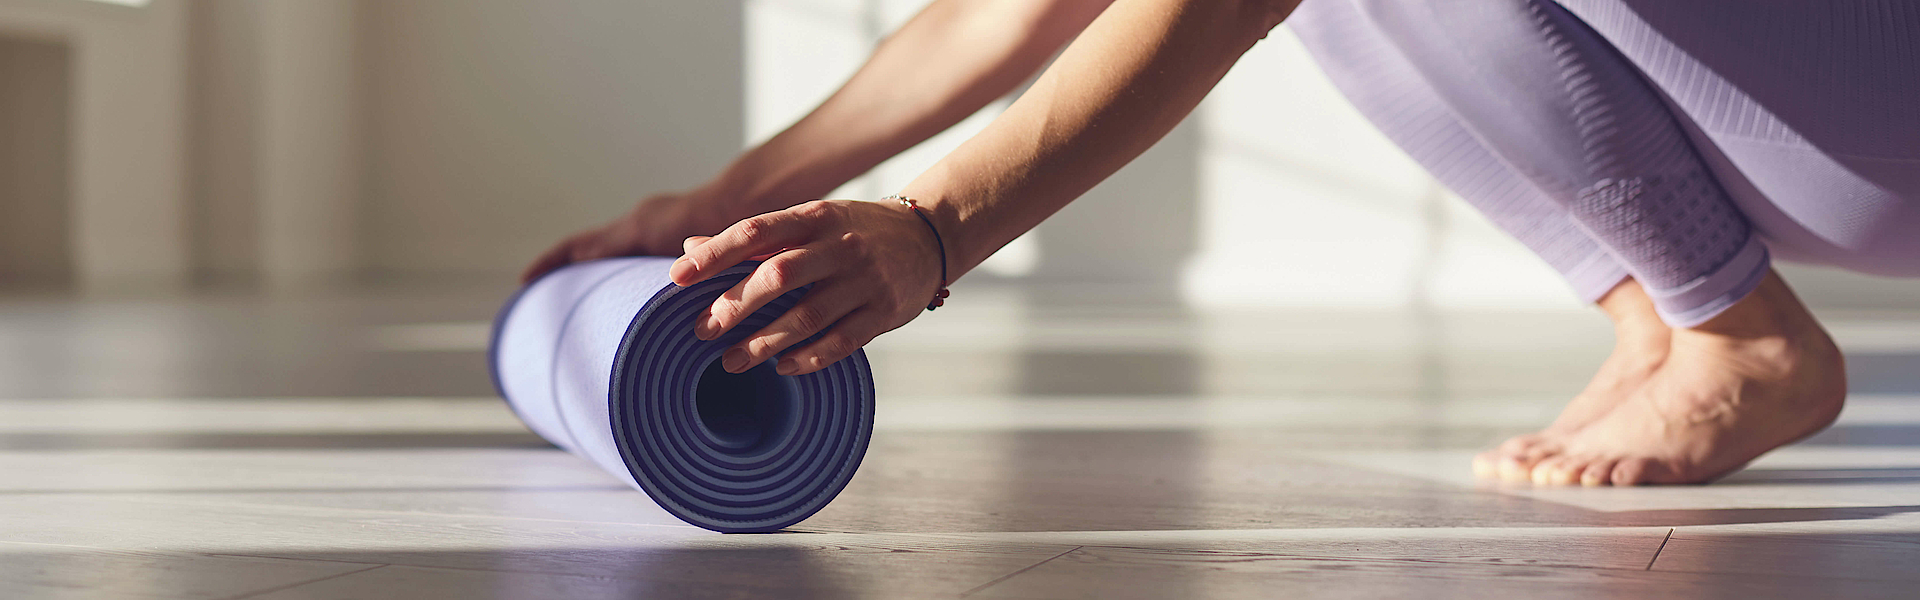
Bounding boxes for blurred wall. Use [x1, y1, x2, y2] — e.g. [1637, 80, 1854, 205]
[188, 0, 260, 284]
[185, 0, 742, 285]
[0, 35, 70, 287]
[0, 0, 189, 291]
[1187, 26, 1577, 311]
[360, 0, 742, 279]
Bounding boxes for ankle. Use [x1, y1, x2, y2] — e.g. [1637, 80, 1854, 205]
[1595, 279, 1671, 355]
[1692, 271, 1825, 342]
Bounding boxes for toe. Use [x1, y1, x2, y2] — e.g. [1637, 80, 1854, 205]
[1610, 458, 1654, 486]
[1636, 459, 1704, 485]
[1530, 456, 1582, 486]
[1480, 433, 1555, 480]
[1499, 443, 1562, 482]
[1473, 451, 1503, 479]
[1496, 433, 1548, 456]
[1498, 454, 1539, 483]
[1578, 458, 1620, 487]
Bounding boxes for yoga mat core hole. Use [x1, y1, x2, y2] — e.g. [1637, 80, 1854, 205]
[694, 357, 797, 452]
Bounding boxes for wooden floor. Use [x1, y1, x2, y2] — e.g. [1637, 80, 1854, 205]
[2, 283, 1918, 599]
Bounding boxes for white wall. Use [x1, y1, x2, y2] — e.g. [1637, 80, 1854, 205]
[0, 0, 190, 292]
[256, 0, 361, 289]
[0, 35, 70, 286]
[1185, 25, 1580, 311]
[359, 0, 744, 279]
[186, 0, 259, 284]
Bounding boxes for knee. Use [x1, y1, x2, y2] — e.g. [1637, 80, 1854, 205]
[1350, 0, 1430, 27]
[1351, 0, 1538, 47]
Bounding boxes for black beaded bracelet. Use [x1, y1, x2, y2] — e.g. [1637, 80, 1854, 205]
[884, 194, 952, 311]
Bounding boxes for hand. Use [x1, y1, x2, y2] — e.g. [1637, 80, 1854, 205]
[521, 190, 729, 284]
[672, 199, 945, 376]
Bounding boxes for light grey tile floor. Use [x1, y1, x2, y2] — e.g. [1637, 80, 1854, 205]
[1, 283, 1917, 598]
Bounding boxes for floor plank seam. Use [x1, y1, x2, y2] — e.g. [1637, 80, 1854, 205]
[216, 564, 388, 600]
[1646, 528, 1674, 571]
[1069, 548, 1682, 574]
[201, 552, 396, 568]
[959, 545, 1083, 597]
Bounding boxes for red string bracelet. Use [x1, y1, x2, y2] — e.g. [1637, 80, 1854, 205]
[883, 195, 952, 311]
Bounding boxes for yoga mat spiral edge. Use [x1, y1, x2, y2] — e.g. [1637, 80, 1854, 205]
[489, 257, 875, 533]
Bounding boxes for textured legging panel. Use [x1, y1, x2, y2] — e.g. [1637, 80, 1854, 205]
[1293, 0, 1770, 325]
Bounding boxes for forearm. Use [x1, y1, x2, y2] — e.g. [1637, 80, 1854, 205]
[707, 0, 1111, 216]
[902, 0, 1294, 276]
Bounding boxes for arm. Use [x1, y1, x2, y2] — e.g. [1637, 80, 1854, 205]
[522, 0, 1113, 282]
[900, 0, 1291, 275]
[678, 0, 1296, 375]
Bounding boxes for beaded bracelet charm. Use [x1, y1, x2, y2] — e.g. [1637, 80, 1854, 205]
[883, 194, 952, 311]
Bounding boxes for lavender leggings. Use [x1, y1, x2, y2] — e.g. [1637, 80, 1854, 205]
[1290, 0, 1920, 326]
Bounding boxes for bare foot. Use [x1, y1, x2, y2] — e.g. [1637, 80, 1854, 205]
[1474, 279, 1671, 481]
[1526, 270, 1847, 486]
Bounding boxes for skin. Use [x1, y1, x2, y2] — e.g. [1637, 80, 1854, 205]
[1488, 271, 1847, 486]
[1474, 278, 1672, 478]
[527, 0, 1852, 485]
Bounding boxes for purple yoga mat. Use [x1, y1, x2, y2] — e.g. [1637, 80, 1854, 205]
[490, 257, 875, 532]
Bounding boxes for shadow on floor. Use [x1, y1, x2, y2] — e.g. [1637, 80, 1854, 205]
[1720, 467, 1920, 485]
[1799, 424, 1920, 447]
[1588, 505, 1920, 528]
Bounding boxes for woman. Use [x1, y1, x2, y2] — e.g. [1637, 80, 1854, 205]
[523, 0, 1920, 486]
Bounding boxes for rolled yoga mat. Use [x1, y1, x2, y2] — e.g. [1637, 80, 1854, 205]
[489, 257, 875, 533]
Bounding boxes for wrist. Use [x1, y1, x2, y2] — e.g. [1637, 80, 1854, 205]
[893, 188, 972, 282]
[887, 195, 955, 310]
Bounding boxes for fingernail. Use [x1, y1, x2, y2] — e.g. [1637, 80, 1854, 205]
[775, 357, 799, 376]
[697, 315, 723, 340]
[670, 258, 696, 284]
[722, 348, 750, 373]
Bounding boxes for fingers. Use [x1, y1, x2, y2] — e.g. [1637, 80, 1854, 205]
[671, 199, 922, 377]
[698, 247, 836, 342]
[672, 204, 826, 286]
[716, 282, 864, 374]
[520, 231, 595, 284]
[521, 246, 572, 284]
[777, 308, 898, 376]
[522, 220, 641, 284]
[683, 235, 777, 262]
[681, 236, 711, 255]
